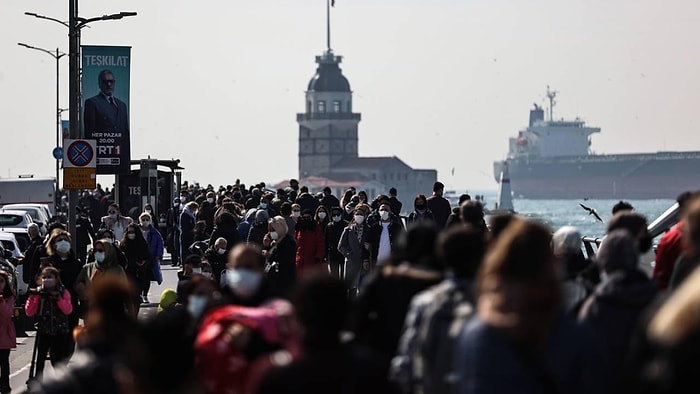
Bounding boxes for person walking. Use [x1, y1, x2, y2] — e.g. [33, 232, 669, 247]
[25, 266, 73, 383]
[426, 182, 452, 229]
[0, 270, 15, 394]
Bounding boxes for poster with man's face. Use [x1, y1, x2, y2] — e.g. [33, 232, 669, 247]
[81, 45, 131, 175]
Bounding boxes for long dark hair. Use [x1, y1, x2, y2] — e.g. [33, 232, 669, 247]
[120, 223, 150, 259]
[0, 270, 13, 298]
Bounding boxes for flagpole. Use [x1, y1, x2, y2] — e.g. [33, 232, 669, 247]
[326, 0, 331, 51]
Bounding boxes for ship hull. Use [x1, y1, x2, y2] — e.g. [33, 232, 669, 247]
[494, 153, 700, 199]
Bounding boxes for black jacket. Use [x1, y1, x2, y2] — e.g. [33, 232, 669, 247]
[367, 216, 404, 265]
[325, 219, 348, 262]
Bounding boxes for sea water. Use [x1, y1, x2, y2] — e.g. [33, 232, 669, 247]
[473, 191, 675, 239]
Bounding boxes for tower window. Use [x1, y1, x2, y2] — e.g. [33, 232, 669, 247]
[307, 101, 312, 113]
[347, 100, 352, 112]
[333, 100, 341, 113]
[317, 100, 326, 113]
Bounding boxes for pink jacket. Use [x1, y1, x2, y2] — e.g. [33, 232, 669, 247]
[0, 296, 16, 349]
[25, 289, 73, 317]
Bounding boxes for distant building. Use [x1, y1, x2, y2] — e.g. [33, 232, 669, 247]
[296, 47, 436, 210]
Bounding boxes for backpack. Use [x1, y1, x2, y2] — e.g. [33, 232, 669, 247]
[413, 281, 475, 394]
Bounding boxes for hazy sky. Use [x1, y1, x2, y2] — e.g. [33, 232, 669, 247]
[2, 0, 699, 192]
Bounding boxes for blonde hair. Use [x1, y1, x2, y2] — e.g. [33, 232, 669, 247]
[268, 216, 288, 236]
[46, 229, 72, 256]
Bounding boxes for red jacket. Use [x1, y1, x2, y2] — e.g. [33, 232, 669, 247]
[295, 226, 325, 274]
[0, 295, 15, 349]
[654, 221, 685, 290]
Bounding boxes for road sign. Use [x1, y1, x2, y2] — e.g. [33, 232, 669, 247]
[63, 139, 96, 168]
[63, 168, 96, 190]
[52, 147, 63, 160]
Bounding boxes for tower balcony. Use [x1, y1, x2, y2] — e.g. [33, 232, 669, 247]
[297, 112, 361, 122]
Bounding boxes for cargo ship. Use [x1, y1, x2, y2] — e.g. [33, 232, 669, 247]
[493, 88, 700, 199]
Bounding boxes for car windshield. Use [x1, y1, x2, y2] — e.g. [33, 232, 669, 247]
[0, 215, 23, 226]
[6, 207, 40, 221]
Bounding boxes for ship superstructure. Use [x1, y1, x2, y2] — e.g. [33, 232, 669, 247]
[494, 88, 700, 199]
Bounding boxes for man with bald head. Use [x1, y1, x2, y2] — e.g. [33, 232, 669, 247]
[203, 237, 228, 285]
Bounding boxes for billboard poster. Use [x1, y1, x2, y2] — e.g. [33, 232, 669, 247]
[81, 45, 131, 174]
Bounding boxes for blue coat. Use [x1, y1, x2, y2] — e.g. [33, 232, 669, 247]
[144, 225, 164, 284]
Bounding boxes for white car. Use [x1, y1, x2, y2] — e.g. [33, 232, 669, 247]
[0, 210, 34, 230]
[0, 232, 27, 295]
[1, 204, 50, 236]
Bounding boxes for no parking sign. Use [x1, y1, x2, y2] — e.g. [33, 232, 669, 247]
[63, 139, 97, 189]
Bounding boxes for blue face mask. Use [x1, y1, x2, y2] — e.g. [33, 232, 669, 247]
[226, 268, 262, 299]
[260, 203, 268, 209]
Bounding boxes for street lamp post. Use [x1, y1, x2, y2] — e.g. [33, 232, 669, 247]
[17, 43, 66, 214]
[25, 2, 136, 250]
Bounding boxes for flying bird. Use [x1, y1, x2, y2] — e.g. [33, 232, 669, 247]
[579, 203, 603, 223]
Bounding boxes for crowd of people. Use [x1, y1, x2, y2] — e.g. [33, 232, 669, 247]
[4, 179, 700, 393]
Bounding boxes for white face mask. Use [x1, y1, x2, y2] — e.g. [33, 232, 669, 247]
[318, 212, 327, 220]
[332, 215, 342, 223]
[145, 209, 152, 215]
[379, 210, 390, 221]
[217, 248, 226, 255]
[187, 295, 208, 318]
[354, 215, 365, 224]
[103, 238, 114, 244]
[55, 240, 71, 253]
[192, 267, 202, 275]
[127, 233, 136, 240]
[292, 211, 301, 218]
[141, 220, 150, 227]
[94, 251, 106, 263]
[207, 198, 215, 204]
[269, 231, 279, 241]
[226, 268, 263, 299]
[109, 213, 118, 220]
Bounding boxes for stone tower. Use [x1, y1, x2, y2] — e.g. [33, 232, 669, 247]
[297, 48, 361, 178]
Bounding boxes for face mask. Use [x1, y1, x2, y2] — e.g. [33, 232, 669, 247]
[354, 215, 365, 224]
[207, 198, 214, 204]
[42, 278, 56, 289]
[292, 211, 301, 218]
[332, 215, 341, 223]
[416, 205, 425, 210]
[202, 272, 212, 279]
[103, 238, 114, 244]
[55, 240, 71, 253]
[217, 248, 226, 255]
[226, 268, 263, 299]
[260, 203, 268, 209]
[141, 220, 150, 227]
[180, 197, 187, 203]
[145, 209, 152, 215]
[109, 213, 118, 220]
[174, 203, 180, 207]
[127, 233, 136, 240]
[379, 210, 390, 221]
[192, 267, 202, 275]
[269, 231, 279, 241]
[94, 251, 106, 263]
[187, 295, 208, 318]
[318, 212, 327, 220]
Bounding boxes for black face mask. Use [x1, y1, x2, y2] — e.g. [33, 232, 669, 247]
[416, 205, 425, 210]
